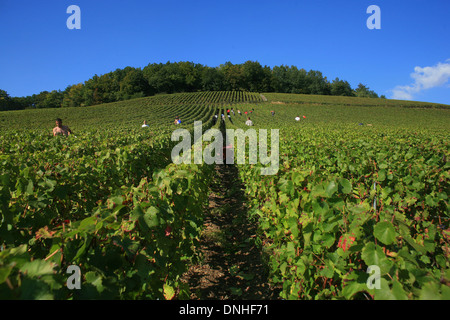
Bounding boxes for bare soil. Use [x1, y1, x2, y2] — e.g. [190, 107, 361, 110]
[271, 101, 286, 105]
[180, 163, 281, 300]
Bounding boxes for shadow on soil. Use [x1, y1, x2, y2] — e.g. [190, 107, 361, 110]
[181, 119, 281, 299]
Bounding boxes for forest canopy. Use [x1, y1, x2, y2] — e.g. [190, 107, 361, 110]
[1, 61, 382, 111]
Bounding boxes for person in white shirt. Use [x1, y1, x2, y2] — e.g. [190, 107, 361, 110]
[142, 120, 149, 128]
[295, 116, 301, 121]
[245, 117, 253, 126]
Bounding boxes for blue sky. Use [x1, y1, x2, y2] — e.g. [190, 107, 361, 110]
[1, 0, 449, 104]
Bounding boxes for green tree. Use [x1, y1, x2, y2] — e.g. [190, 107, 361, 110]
[31, 91, 49, 108]
[354, 83, 379, 98]
[11, 96, 33, 110]
[242, 61, 265, 92]
[0, 89, 14, 111]
[331, 78, 354, 96]
[261, 65, 274, 92]
[0, 89, 9, 100]
[62, 84, 85, 108]
[201, 67, 224, 91]
[307, 70, 330, 95]
[120, 68, 150, 99]
[2, 61, 382, 110]
[272, 65, 292, 93]
[143, 62, 181, 94]
[220, 62, 245, 91]
[43, 90, 64, 108]
[291, 67, 309, 94]
[178, 61, 202, 92]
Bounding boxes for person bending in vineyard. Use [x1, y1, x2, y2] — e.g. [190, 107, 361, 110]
[53, 118, 72, 136]
[245, 117, 253, 126]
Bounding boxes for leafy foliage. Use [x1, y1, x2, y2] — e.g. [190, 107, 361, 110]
[232, 105, 449, 300]
[1, 61, 388, 111]
[0, 91, 448, 300]
[0, 105, 216, 299]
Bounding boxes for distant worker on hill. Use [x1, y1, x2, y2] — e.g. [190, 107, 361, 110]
[174, 116, 181, 125]
[271, 110, 275, 116]
[295, 116, 301, 121]
[245, 117, 253, 126]
[142, 120, 149, 128]
[53, 118, 72, 136]
[238, 110, 241, 116]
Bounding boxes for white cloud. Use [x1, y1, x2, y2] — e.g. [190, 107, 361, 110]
[391, 86, 414, 100]
[391, 59, 450, 100]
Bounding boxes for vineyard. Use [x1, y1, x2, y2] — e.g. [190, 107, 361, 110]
[264, 92, 450, 109]
[0, 91, 449, 300]
[146, 91, 264, 106]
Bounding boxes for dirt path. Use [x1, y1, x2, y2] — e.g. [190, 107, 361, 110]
[180, 162, 280, 300]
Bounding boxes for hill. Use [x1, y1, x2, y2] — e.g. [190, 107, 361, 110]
[1, 91, 449, 133]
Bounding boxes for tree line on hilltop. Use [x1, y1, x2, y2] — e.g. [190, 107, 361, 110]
[0, 61, 383, 111]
